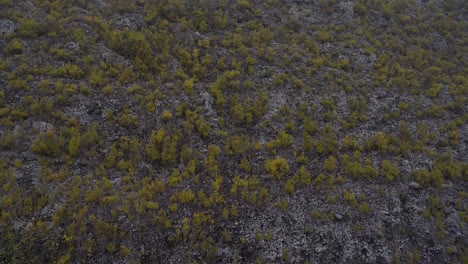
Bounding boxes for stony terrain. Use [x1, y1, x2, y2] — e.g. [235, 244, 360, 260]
[0, 0, 467, 263]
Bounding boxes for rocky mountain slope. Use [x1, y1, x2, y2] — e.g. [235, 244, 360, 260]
[0, 0, 467, 263]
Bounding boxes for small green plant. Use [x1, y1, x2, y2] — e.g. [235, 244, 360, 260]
[0, 132, 15, 150]
[412, 168, 444, 187]
[161, 110, 173, 121]
[265, 157, 289, 180]
[365, 132, 390, 154]
[183, 78, 194, 97]
[281, 248, 289, 262]
[275, 199, 289, 210]
[102, 85, 113, 95]
[324, 155, 337, 172]
[381, 160, 400, 181]
[13, 159, 22, 168]
[79, 85, 92, 96]
[343, 136, 362, 151]
[196, 116, 211, 138]
[359, 202, 373, 214]
[266, 131, 293, 152]
[119, 114, 139, 129]
[310, 210, 323, 220]
[5, 38, 23, 54]
[31, 130, 64, 157]
[284, 178, 295, 194]
[303, 118, 318, 134]
[317, 30, 332, 43]
[343, 190, 358, 207]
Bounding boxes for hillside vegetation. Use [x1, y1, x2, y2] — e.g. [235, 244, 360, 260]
[0, 0, 467, 263]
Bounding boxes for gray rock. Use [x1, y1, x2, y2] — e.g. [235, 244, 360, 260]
[335, 2, 354, 22]
[409, 181, 422, 189]
[315, 245, 328, 253]
[335, 214, 344, 221]
[32, 121, 54, 132]
[90, 0, 107, 10]
[114, 14, 146, 30]
[96, 44, 130, 66]
[64, 41, 80, 51]
[13, 220, 27, 231]
[0, 19, 16, 36]
[217, 247, 233, 258]
[13, 125, 21, 136]
[41, 203, 59, 218]
[114, 16, 132, 29]
[430, 33, 448, 51]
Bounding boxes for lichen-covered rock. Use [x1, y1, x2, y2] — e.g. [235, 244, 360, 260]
[32, 121, 53, 132]
[0, 19, 16, 36]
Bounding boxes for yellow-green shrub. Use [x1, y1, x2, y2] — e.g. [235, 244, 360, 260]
[265, 157, 289, 180]
[31, 130, 64, 157]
